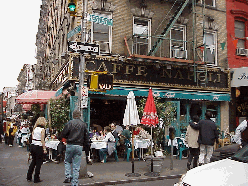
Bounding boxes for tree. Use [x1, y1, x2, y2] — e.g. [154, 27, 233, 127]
[137, 97, 176, 151]
[49, 97, 70, 132]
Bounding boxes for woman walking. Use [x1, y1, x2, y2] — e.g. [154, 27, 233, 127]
[185, 115, 200, 170]
[27, 117, 47, 183]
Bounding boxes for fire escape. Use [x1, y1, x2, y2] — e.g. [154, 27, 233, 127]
[147, 0, 208, 87]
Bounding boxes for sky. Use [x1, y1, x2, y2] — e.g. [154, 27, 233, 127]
[0, 0, 42, 92]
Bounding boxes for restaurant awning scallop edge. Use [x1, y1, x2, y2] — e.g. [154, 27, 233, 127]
[16, 90, 57, 104]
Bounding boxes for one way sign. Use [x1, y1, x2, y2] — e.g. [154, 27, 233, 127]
[68, 41, 99, 54]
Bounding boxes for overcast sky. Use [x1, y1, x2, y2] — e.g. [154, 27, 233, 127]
[0, 0, 42, 92]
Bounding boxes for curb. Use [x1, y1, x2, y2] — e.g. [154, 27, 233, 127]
[80, 174, 182, 186]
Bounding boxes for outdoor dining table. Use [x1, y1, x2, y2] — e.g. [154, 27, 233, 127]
[133, 138, 151, 159]
[167, 137, 188, 148]
[45, 139, 60, 160]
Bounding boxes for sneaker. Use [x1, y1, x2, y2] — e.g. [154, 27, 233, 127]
[18, 145, 22, 147]
[9, 144, 12, 147]
[63, 177, 71, 183]
[101, 160, 105, 163]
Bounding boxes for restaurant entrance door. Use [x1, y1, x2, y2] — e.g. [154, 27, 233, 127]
[90, 98, 126, 130]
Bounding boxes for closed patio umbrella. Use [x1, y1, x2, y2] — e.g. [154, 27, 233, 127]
[123, 91, 141, 177]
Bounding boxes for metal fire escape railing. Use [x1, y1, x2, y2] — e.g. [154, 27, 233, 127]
[147, 0, 190, 56]
[146, 0, 208, 87]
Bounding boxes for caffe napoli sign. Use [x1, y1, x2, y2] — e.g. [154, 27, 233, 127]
[84, 57, 230, 92]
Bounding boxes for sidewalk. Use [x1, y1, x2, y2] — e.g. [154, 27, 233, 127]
[0, 142, 188, 186]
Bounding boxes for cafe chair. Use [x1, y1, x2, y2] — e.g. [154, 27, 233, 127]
[102, 138, 119, 163]
[176, 138, 188, 160]
[123, 139, 140, 162]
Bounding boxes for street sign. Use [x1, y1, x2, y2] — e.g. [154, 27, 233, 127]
[68, 42, 99, 54]
[87, 14, 113, 27]
[67, 25, 81, 39]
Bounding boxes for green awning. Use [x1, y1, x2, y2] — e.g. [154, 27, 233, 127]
[89, 86, 230, 101]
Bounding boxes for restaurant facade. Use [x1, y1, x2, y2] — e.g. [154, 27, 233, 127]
[52, 53, 230, 137]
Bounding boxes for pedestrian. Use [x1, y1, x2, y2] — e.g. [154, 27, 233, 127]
[185, 115, 200, 170]
[189, 111, 219, 165]
[61, 110, 89, 186]
[8, 126, 14, 147]
[0, 121, 3, 143]
[233, 117, 248, 148]
[26, 117, 47, 183]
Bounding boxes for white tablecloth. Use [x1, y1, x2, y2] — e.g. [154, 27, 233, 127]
[133, 139, 151, 149]
[167, 137, 188, 148]
[90, 140, 107, 149]
[45, 140, 60, 150]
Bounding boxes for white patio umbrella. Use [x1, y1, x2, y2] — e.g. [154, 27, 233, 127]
[123, 91, 141, 177]
[123, 91, 140, 127]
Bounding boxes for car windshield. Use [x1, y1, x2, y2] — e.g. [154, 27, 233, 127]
[232, 145, 248, 163]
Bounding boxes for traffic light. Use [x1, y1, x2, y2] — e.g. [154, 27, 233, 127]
[87, 74, 98, 90]
[68, 0, 77, 15]
[169, 127, 175, 140]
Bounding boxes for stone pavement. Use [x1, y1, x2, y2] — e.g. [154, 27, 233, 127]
[0, 141, 188, 186]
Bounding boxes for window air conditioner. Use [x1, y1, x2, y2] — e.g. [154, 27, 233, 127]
[172, 49, 187, 59]
[236, 48, 248, 56]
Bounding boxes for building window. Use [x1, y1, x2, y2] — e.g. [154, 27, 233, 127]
[132, 17, 151, 55]
[200, 0, 216, 7]
[91, 12, 112, 54]
[235, 20, 246, 49]
[203, 31, 217, 65]
[170, 24, 187, 59]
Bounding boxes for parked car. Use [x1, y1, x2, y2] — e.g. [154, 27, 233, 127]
[175, 144, 248, 186]
[210, 143, 240, 162]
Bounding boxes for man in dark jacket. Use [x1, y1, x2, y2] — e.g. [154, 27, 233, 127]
[61, 110, 89, 186]
[190, 111, 219, 165]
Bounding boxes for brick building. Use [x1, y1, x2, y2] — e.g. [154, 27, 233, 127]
[226, 0, 248, 130]
[35, 0, 230, 136]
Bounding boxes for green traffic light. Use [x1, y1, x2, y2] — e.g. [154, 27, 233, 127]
[68, 3, 76, 12]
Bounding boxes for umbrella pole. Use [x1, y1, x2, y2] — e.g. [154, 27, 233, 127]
[125, 126, 141, 177]
[144, 126, 160, 177]
[132, 127, 134, 173]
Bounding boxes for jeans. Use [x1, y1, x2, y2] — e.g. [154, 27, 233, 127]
[64, 144, 83, 186]
[199, 144, 213, 164]
[99, 148, 108, 161]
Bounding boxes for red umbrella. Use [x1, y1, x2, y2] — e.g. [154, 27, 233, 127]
[141, 88, 159, 127]
[141, 88, 159, 176]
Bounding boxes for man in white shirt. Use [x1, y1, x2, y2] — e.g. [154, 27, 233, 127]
[234, 117, 248, 148]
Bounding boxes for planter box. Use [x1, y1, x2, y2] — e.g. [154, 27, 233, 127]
[145, 156, 165, 173]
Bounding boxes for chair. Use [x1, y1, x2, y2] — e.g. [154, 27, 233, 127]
[123, 139, 140, 162]
[102, 138, 119, 163]
[176, 138, 188, 160]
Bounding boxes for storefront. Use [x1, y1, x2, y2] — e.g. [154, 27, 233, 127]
[53, 55, 230, 136]
[230, 67, 248, 131]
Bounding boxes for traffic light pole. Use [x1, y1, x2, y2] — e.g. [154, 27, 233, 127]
[78, 0, 89, 179]
[78, 0, 88, 116]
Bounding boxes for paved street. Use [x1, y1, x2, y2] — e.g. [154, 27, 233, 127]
[0, 139, 187, 186]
